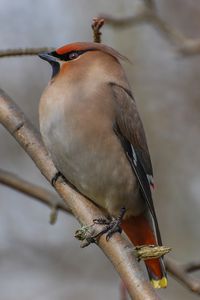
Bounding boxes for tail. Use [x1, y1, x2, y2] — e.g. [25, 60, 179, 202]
[121, 213, 167, 288]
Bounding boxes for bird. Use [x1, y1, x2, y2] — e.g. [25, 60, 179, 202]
[38, 42, 167, 288]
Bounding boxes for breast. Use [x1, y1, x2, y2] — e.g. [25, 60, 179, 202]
[39, 76, 144, 218]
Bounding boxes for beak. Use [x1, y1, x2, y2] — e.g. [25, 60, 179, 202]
[38, 52, 58, 63]
[39, 52, 60, 78]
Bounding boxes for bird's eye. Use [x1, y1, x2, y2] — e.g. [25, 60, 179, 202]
[68, 52, 79, 60]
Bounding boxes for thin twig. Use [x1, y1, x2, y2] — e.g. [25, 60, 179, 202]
[185, 262, 200, 273]
[0, 168, 70, 213]
[0, 4, 199, 60]
[178, 40, 200, 56]
[166, 258, 200, 294]
[100, 3, 200, 56]
[0, 88, 160, 300]
[92, 17, 105, 43]
[0, 47, 54, 58]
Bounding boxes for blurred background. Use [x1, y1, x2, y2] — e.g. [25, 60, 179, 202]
[0, 0, 200, 299]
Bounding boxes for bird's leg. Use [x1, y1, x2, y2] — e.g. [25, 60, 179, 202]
[93, 207, 126, 241]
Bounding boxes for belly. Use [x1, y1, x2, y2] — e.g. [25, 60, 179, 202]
[42, 126, 143, 217]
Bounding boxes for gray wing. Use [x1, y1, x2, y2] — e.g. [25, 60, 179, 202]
[110, 82, 162, 245]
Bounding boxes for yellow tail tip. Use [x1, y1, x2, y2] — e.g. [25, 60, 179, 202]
[151, 277, 168, 289]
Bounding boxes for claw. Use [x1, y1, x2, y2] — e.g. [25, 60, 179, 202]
[92, 207, 126, 241]
[51, 171, 63, 186]
[93, 218, 110, 225]
[106, 222, 122, 241]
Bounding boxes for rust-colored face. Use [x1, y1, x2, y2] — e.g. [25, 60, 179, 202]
[38, 42, 126, 79]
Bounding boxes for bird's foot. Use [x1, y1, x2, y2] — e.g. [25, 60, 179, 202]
[75, 208, 126, 247]
[93, 207, 126, 241]
[51, 172, 76, 191]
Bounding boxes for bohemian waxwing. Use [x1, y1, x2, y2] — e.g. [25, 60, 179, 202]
[39, 42, 167, 288]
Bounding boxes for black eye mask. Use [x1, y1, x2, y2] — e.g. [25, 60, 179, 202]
[51, 48, 95, 61]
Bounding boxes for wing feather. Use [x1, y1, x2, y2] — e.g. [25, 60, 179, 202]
[110, 82, 162, 245]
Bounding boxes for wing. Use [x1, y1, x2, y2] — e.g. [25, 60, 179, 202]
[110, 82, 162, 245]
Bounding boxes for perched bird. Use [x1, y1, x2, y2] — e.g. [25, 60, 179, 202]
[39, 42, 167, 288]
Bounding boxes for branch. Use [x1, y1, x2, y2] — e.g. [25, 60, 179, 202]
[166, 258, 200, 294]
[100, 3, 200, 56]
[178, 40, 200, 56]
[0, 89, 160, 300]
[0, 47, 54, 58]
[0, 4, 199, 60]
[1, 168, 200, 296]
[0, 168, 70, 223]
[185, 262, 200, 273]
[92, 18, 104, 43]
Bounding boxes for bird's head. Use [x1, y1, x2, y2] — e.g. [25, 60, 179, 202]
[38, 42, 128, 79]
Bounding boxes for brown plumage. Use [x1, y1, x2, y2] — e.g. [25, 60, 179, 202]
[39, 42, 167, 288]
